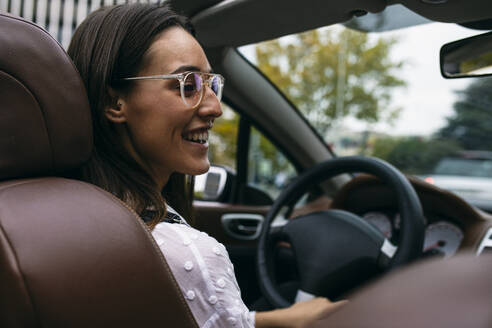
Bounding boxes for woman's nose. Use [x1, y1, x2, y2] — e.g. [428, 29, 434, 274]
[198, 87, 223, 118]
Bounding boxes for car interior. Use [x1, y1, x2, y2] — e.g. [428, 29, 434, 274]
[1, 0, 492, 327]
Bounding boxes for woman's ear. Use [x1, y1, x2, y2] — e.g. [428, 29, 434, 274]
[105, 89, 127, 123]
[105, 101, 127, 123]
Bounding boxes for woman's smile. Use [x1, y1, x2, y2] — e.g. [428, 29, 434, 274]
[182, 124, 212, 146]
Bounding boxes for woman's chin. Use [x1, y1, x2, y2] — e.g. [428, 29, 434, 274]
[180, 161, 210, 176]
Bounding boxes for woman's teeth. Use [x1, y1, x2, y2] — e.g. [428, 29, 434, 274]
[184, 131, 209, 144]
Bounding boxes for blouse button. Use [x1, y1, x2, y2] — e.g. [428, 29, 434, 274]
[186, 290, 195, 301]
[184, 261, 194, 271]
[183, 239, 191, 246]
[213, 246, 221, 255]
[208, 295, 218, 304]
[217, 278, 226, 288]
[227, 317, 237, 325]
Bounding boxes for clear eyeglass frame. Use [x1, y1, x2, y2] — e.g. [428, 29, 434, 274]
[122, 71, 224, 109]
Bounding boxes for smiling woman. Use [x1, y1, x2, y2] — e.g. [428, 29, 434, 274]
[67, 3, 197, 227]
[67, 2, 345, 327]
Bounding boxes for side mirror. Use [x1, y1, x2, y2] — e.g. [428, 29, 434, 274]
[194, 165, 274, 205]
[194, 165, 231, 201]
[441, 31, 492, 78]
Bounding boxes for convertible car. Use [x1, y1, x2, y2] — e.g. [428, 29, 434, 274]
[1, 0, 491, 327]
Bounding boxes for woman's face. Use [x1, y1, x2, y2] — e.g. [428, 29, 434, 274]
[110, 27, 222, 188]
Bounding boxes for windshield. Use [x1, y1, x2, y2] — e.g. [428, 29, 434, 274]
[238, 8, 492, 201]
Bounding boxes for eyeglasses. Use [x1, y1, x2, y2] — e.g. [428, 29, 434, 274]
[122, 71, 224, 109]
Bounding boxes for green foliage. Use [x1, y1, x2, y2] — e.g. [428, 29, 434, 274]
[250, 128, 294, 177]
[256, 28, 406, 135]
[370, 136, 462, 174]
[438, 78, 492, 151]
[211, 27, 408, 177]
[210, 107, 295, 178]
[371, 67, 492, 176]
[370, 136, 400, 160]
[208, 105, 238, 169]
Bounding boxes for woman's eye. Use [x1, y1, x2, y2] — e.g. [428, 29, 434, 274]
[183, 84, 196, 96]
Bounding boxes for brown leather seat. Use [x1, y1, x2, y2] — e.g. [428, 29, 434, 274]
[0, 13, 197, 328]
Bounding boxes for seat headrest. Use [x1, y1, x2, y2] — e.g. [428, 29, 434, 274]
[0, 13, 92, 180]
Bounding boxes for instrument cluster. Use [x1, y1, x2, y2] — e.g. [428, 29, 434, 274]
[362, 211, 464, 257]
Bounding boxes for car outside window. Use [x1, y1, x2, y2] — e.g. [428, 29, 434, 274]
[433, 157, 492, 178]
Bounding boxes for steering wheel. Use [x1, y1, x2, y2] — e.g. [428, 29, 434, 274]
[257, 156, 426, 308]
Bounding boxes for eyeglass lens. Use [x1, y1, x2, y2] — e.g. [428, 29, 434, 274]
[183, 73, 222, 107]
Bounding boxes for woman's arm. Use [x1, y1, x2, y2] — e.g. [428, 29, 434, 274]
[255, 297, 347, 328]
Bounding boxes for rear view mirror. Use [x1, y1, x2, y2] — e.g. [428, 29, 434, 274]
[441, 31, 492, 78]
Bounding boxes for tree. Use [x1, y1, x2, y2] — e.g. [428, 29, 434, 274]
[210, 27, 407, 172]
[370, 136, 462, 174]
[256, 28, 406, 135]
[438, 78, 492, 151]
[209, 107, 294, 176]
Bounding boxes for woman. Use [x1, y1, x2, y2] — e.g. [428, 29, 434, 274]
[68, 3, 345, 327]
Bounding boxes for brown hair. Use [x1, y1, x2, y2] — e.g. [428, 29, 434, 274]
[68, 3, 195, 227]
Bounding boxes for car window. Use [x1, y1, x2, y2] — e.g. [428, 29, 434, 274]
[239, 13, 492, 205]
[194, 104, 237, 201]
[248, 127, 296, 199]
[209, 104, 238, 170]
[195, 103, 296, 201]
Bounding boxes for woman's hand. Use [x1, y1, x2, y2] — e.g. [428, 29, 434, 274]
[255, 297, 348, 328]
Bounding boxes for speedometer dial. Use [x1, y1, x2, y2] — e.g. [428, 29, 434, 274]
[363, 212, 392, 238]
[423, 221, 463, 258]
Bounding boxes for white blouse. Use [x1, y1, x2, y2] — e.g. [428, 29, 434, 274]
[151, 205, 255, 328]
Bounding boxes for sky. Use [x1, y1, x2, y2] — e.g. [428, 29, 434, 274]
[372, 23, 479, 136]
[239, 22, 481, 137]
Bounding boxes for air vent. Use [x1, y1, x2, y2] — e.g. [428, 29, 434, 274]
[476, 228, 492, 256]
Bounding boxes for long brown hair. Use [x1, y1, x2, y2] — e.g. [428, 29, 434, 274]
[68, 3, 195, 227]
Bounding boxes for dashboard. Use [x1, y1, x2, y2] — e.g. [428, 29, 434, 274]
[330, 174, 492, 257]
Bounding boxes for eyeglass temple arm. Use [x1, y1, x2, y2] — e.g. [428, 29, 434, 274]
[121, 74, 181, 81]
